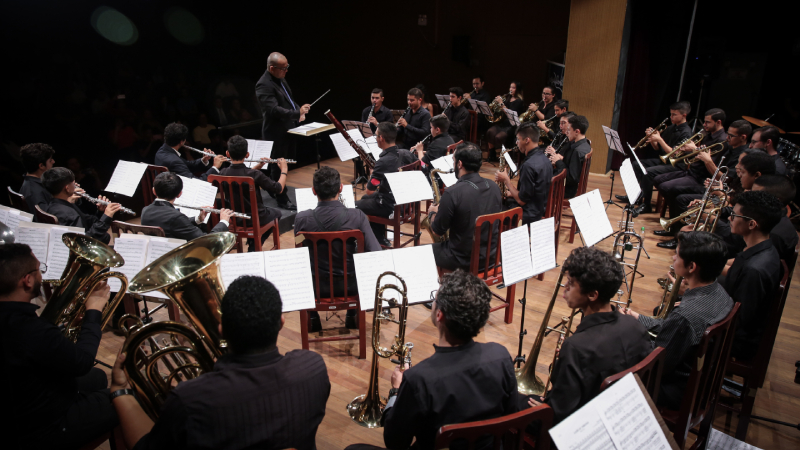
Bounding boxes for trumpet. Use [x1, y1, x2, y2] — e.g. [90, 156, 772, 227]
[185, 146, 296, 164]
[669, 141, 726, 166]
[659, 194, 726, 232]
[486, 92, 511, 123]
[633, 117, 670, 150]
[659, 131, 704, 163]
[397, 106, 411, 126]
[173, 203, 251, 219]
[347, 272, 413, 428]
[79, 193, 136, 216]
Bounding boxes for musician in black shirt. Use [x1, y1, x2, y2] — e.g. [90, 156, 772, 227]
[751, 175, 799, 263]
[18, 143, 55, 216]
[398, 88, 432, 149]
[550, 115, 591, 198]
[750, 126, 788, 175]
[361, 88, 393, 134]
[412, 114, 454, 174]
[537, 99, 568, 141]
[445, 87, 470, 143]
[464, 75, 492, 104]
[496, 123, 553, 224]
[486, 81, 526, 160]
[154, 123, 226, 181]
[527, 85, 557, 124]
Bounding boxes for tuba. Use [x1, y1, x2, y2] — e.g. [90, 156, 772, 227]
[347, 272, 413, 428]
[486, 93, 510, 123]
[421, 169, 452, 243]
[40, 233, 128, 341]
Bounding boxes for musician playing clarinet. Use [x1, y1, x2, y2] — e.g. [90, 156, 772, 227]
[154, 123, 226, 181]
[361, 88, 392, 134]
[550, 115, 591, 199]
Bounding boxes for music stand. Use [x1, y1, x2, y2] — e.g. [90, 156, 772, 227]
[288, 123, 336, 169]
[602, 125, 633, 210]
[474, 101, 492, 117]
[505, 109, 521, 126]
[435, 94, 449, 110]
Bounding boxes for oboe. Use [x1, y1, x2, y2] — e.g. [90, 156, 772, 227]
[184, 146, 295, 164]
[173, 203, 251, 219]
[79, 193, 136, 216]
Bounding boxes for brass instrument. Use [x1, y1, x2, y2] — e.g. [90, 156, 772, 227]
[611, 222, 645, 309]
[421, 169, 452, 243]
[519, 101, 541, 123]
[669, 142, 726, 166]
[498, 147, 518, 199]
[633, 117, 670, 150]
[543, 308, 579, 393]
[659, 193, 726, 232]
[486, 92, 511, 123]
[659, 131, 704, 163]
[39, 233, 128, 341]
[78, 193, 136, 216]
[348, 272, 413, 428]
[537, 114, 559, 145]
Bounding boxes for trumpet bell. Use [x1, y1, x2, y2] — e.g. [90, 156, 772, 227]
[515, 368, 546, 396]
[347, 394, 387, 428]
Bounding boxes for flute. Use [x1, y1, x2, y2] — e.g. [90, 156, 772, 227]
[79, 193, 136, 216]
[173, 203, 251, 219]
[184, 146, 295, 164]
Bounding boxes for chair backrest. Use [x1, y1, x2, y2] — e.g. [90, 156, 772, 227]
[447, 140, 465, 155]
[749, 259, 790, 386]
[575, 149, 593, 197]
[34, 205, 58, 225]
[545, 169, 567, 222]
[208, 175, 261, 233]
[398, 160, 421, 172]
[111, 221, 165, 238]
[470, 207, 523, 282]
[295, 230, 365, 304]
[7, 186, 29, 213]
[600, 347, 666, 402]
[434, 404, 553, 450]
[468, 110, 478, 143]
[141, 165, 168, 206]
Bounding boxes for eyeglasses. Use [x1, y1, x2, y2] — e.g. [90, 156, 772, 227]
[730, 212, 755, 222]
[542, 92, 554, 96]
[28, 262, 47, 275]
[727, 133, 741, 139]
[271, 64, 290, 71]
[429, 289, 438, 302]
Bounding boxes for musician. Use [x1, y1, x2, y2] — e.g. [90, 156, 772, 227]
[622, 231, 733, 410]
[19, 143, 55, 216]
[41, 167, 120, 244]
[256, 52, 312, 210]
[750, 175, 798, 263]
[495, 122, 553, 225]
[154, 123, 226, 181]
[550, 115, 591, 198]
[294, 166, 381, 331]
[485, 81, 526, 160]
[110, 276, 331, 450]
[141, 172, 233, 241]
[722, 190, 783, 360]
[397, 88, 432, 150]
[361, 88, 393, 134]
[428, 143, 502, 274]
[537, 247, 650, 424]
[537, 99, 568, 141]
[411, 114, 454, 171]
[750, 126, 788, 175]
[1, 244, 117, 449]
[618, 101, 691, 213]
[527, 85, 557, 122]
[464, 76, 492, 104]
[355, 122, 418, 246]
[445, 87, 470, 143]
[544, 111, 576, 159]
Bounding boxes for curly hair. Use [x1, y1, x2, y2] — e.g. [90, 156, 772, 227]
[221, 275, 283, 354]
[562, 247, 624, 303]
[164, 122, 189, 146]
[435, 270, 491, 341]
[20, 143, 55, 174]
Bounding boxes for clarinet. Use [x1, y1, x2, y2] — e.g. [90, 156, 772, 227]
[367, 104, 375, 123]
[173, 203, 251, 219]
[79, 193, 136, 216]
[397, 106, 411, 126]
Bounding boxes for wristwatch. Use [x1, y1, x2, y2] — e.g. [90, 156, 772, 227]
[389, 388, 400, 397]
[110, 388, 135, 400]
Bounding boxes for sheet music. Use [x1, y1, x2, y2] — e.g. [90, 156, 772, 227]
[435, 94, 450, 109]
[44, 226, 85, 281]
[104, 160, 148, 197]
[708, 429, 761, 450]
[288, 122, 330, 135]
[330, 132, 359, 161]
[145, 238, 185, 266]
[108, 235, 148, 293]
[347, 128, 375, 158]
[549, 405, 616, 450]
[390, 245, 440, 305]
[475, 101, 491, 115]
[384, 171, 433, 205]
[601, 125, 624, 154]
[500, 225, 534, 286]
[619, 159, 642, 204]
[504, 108, 521, 126]
[467, 99, 479, 111]
[568, 189, 613, 247]
[502, 146, 518, 173]
[354, 251, 398, 310]
[263, 247, 316, 312]
[244, 139, 274, 168]
[15, 223, 50, 265]
[364, 136, 382, 158]
[430, 155, 458, 187]
[0, 206, 34, 234]
[220, 252, 266, 290]
[530, 217, 557, 275]
[294, 188, 319, 212]
[176, 176, 217, 224]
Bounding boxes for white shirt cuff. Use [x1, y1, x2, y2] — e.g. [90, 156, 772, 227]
[202, 158, 210, 166]
[220, 219, 229, 227]
[211, 166, 220, 173]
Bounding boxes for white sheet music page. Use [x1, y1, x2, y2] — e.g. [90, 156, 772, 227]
[288, 122, 330, 135]
[340, 185, 356, 208]
[220, 252, 266, 290]
[108, 234, 148, 293]
[176, 177, 217, 224]
[602, 125, 617, 151]
[45, 226, 85, 281]
[346, 128, 372, 157]
[354, 251, 398, 310]
[16, 223, 50, 266]
[330, 132, 359, 161]
[244, 139, 274, 168]
[568, 189, 613, 247]
[549, 401, 616, 450]
[294, 188, 318, 213]
[105, 161, 148, 197]
[619, 159, 642, 203]
[500, 225, 534, 286]
[263, 247, 316, 312]
[430, 155, 458, 187]
[435, 94, 449, 109]
[384, 171, 433, 205]
[708, 429, 761, 450]
[390, 245, 439, 305]
[504, 109, 520, 126]
[141, 237, 185, 299]
[530, 217, 557, 275]
[467, 99, 479, 111]
[364, 136, 382, 159]
[502, 146, 518, 173]
[0, 205, 33, 234]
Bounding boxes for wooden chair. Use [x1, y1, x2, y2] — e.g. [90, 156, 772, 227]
[600, 347, 667, 403]
[719, 257, 792, 440]
[435, 404, 553, 450]
[111, 221, 181, 323]
[561, 149, 593, 243]
[367, 160, 422, 249]
[659, 303, 741, 450]
[208, 174, 280, 252]
[7, 186, 29, 213]
[295, 230, 367, 359]
[537, 169, 567, 281]
[447, 139, 464, 154]
[34, 205, 58, 224]
[141, 165, 168, 206]
[468, 110, 478, 143]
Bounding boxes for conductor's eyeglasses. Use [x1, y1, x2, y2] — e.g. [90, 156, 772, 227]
[271, 64, 290, 71]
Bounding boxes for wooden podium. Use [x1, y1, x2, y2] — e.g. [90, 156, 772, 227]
[288, 122, 336, 169]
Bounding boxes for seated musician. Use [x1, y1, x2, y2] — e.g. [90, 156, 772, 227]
[1, 244, 117, 449]
[495, 122, 553, 225]
[346, 270, 523, 450]
[750, 126, 788, 175]
[411, 114, 454, 173]
[110, 275, 331, 450]
[622, 231, 733, 410]
[526, 85, 557, 123]
[427, 143, 502, 274]
[537, 99, 568, 141]
[19, 143, 55, 215]
[42, 167, 121, 244]
[141, 172, 233, 241]
[445, 87, 470, 143]
[362, 88, 393, 134]
[397, 88, 432, 150]
[154, 123, 226, 181]
[464, 75, 492, 104]
[535, 247, 650, 424]
[486, 81, 526, 160]
[294, 166, 381, 331]
[617, 101, 691, 213]
[219, 135, 286, 251]
[750, 175, 798, 263]
[355, 122, 418, 247]
[722, 190, 783, 360]
[549, 114, 591, 199]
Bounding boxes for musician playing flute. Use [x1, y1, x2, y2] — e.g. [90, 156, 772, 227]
[154, 123, 226, 181]
[411, 114, 454, 176]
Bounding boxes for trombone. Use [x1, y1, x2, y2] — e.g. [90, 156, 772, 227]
[632, 117, 670, 150]
[668, 142, 726, 166]
[659, 131, 704, 163]
[347, 272, 413, 428]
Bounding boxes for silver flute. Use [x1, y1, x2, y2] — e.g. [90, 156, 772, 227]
[173, 203, 251, 219]
[184, 146, 295, 164]
[79, 193, 136, 216]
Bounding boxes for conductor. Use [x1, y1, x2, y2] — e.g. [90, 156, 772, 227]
[256, 52, 311, 210]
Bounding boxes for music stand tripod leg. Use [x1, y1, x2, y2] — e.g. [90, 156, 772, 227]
[514, 278, 529, 368]
[314, 134, 322, 170]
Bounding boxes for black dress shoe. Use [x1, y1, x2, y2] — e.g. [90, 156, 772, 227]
[278, 200, 297, 211]
[308, 316, 322, 332]
[657, 238, 678, 249]
[653, 229, 674, 237]
[615, 194, 630, 203]
[379, 237, 392, 247]
[634, 204, 652, 215]
[345, 316, 359, 329]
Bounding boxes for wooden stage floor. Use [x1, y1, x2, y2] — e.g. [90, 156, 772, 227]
[95, 157, 800, 449]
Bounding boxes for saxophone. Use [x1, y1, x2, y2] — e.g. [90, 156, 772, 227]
[421, 169, 452, 243]
[498, 147, 517, 199]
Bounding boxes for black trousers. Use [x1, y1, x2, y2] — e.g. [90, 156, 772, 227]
[637, 160, 681, 206]
[674, 193, 704, 218]
[433, 242, 465, 271]
[356, 194, 394, 240]
[654, 171, 703, 217]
